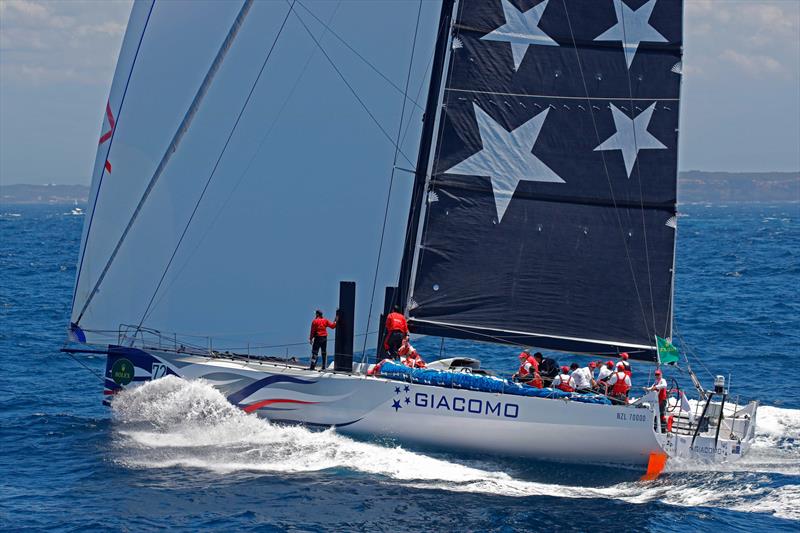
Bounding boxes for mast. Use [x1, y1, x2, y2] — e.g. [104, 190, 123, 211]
[396, 0, 456, 313]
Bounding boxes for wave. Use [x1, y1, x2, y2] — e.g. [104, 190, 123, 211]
[111, 377, 800, 521]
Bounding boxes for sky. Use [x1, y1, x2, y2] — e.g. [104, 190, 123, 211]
[0, 0, 798, 186]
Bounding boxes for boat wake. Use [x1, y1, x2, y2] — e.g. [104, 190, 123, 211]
[112, 377, 800, 521]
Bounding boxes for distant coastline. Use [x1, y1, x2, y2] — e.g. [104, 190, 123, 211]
[1, 171, 798, 205]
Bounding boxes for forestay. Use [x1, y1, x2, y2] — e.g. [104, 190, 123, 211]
[403, 0, 683, 361]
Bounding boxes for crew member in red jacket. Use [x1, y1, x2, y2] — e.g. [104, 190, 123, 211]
[383, 305, 408, 359]
[309, 309, 336, 370]
[513, 349, 542, 388]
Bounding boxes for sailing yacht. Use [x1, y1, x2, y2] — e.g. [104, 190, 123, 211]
[64, 0, 758, 471]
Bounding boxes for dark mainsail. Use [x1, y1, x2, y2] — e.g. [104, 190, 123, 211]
[401, 0, 683, 361]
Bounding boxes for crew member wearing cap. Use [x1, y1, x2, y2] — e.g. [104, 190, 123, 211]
[595, 360, 614, 393]
[571, 361, 596, 393]
[309, 309, 337, 370]
[552, 366, 576, 393]
[619, 352, 632, 377]
[647, 369, 669, 432]
[606, 363, 631, 404]
[512, 349, 543, 388]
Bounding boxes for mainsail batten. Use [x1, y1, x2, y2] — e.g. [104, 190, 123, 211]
[404, 0, 683, 362]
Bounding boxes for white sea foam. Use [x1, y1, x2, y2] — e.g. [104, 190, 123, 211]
[112, 377, 800, 520]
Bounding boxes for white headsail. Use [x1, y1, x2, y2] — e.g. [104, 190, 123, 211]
[70, 1, 435, 350]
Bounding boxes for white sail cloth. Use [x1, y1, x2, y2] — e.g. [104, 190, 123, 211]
[71, 0, 440, 350]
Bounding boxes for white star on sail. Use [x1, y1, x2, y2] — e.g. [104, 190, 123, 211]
[594, 102, 667, 177]
[594, 0, 667, 69]
[444, 103, 564, 222]
[481, 0, 558, 71]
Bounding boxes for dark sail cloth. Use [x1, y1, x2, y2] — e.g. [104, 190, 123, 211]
[401, 0, 683, 363]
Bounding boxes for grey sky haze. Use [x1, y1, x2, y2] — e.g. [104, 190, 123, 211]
[0, 0, 798, 185]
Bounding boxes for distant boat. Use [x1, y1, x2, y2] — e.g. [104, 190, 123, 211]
[64, 0, 758, 472]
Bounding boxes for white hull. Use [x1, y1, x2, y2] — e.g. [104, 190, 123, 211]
[105, 346, 755, 469]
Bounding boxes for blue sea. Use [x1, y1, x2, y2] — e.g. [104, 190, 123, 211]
[1, 202, 798, 531]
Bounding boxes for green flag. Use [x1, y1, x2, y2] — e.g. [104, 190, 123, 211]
[656, 336, 679, 364]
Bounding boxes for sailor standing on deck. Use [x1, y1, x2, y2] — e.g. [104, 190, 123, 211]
[606, 363, 631, 404]
[309, 309, 337, 370]
[383, 305, 408, 359]
[647, 369, 669, 432]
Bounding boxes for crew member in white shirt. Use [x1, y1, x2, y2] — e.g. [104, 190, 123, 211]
[596, 360, 614, 392]
[570, 362, 596, 393]
[647, 369, 669, 432]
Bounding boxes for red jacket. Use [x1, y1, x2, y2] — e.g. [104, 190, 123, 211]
[385, 312, 408, 335]
[404, 351, 426, 369]
[517, 355, 539, 378]
[310, 317, 336, 339]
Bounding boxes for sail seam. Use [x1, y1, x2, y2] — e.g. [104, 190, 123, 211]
[427, 177, 675, 209]
[446, 87, 679, 102]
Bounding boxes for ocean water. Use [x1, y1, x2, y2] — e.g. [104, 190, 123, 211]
[0, 202, 798, 531]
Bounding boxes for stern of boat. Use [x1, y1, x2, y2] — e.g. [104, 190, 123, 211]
[660, 398, 758, 462]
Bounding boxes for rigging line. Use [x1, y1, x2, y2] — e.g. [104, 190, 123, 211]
[288, 1, 416, 168]
[74, 0, 255, 324]
[142, 1, 343, 323]
[619, 0, 659, 337]
[70, 0, 156, 317]
[136, 1, 298, 330]
[294, 0, 424, 112]
[399, 41, 436, 152]
[59, 350, 105, 384]
[360, 0, 424, 362]
[560, 0, 652, 340]
[674, 329, 714, 379]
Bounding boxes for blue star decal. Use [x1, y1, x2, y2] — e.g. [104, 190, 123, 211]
[392, 399, 402, 412]
[404, 385, 410, 393]
[394, 386, 401, 395]
[404, 396, 411, 405]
